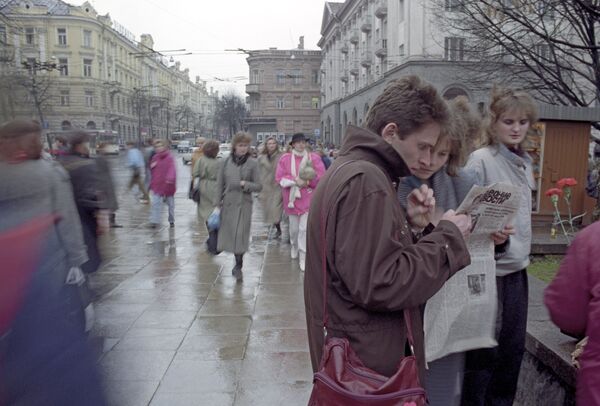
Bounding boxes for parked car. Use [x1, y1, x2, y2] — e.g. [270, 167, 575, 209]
[177, 140, 191, 153]
[182, 147, 199, 165]
[217, 143, 231, 160]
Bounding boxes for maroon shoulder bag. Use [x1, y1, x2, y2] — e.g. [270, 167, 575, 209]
[308, 161, 427, 406]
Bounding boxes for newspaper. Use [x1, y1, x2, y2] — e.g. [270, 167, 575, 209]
[424, 182, 521, 363]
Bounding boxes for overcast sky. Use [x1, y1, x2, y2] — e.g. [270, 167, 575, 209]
[82, 0, 326, 96]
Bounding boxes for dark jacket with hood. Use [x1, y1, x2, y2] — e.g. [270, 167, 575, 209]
[304, 125, 471, 382]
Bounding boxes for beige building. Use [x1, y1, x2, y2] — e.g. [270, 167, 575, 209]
[245, 38, 322, 144]
[0, 0, 217, 142]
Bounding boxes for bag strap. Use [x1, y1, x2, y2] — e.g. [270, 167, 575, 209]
[319, 160, 417, 348]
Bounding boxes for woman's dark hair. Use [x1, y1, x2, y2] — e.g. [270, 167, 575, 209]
[67, 131, 90, 152]
[203, 139, 219, 158]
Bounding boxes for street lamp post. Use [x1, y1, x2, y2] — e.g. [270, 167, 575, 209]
[22, 58, 61, 151]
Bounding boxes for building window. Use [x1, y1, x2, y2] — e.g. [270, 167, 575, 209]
[83, 59, 92, 77]
[60, 90, 70, 106]
[445, 0, 462, 11]
[398, 0, 405, 22]
[312, 69, 319, 85]
[83, 30, 92, 47]
[291, 69, 302, 85]
[57, 28, 67, 46]
[85, 90, 94, 107]
[535, 43, 551, 60]
[276, 70, 285, 85]
[276, 96, 285, 109]
[0, 26, 6, 44]
[444, 37, 465, 61]
[25, 27, 34, 45]
[399, 44, 405, 57]
[311, 97, 320, 109]
[58, 58, 68, 76]
[251, 69, 260, 84]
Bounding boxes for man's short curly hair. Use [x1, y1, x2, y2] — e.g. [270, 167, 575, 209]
[365, 76, 449, 139]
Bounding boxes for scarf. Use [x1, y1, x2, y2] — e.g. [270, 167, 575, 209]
[288, 149, 309, 209]
[232, 153, 249, 166]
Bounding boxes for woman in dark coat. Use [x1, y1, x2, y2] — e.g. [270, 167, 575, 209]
[216, 132, 262, 279]
[57, 131, 107, 274]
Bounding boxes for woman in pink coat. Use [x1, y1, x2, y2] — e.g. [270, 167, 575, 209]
[545, 221, 600, 405]
[275, 133, 326, 271]
[149, 139, 177, 228]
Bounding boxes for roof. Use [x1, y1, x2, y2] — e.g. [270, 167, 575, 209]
[320, 2, 344, 36]
[1, 0, 71, 15]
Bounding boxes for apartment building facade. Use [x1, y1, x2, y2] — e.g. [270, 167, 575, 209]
[0, 0, 217, 141]
[245, 41, 322, 144]
[318, 0, 487, 146]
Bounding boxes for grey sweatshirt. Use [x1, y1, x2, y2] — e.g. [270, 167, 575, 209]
[466, 144, 535, 276]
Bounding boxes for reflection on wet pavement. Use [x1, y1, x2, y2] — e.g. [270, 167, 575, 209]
[89, 155, 312, 405]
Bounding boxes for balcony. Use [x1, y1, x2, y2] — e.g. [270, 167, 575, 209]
[375, 38, 388, 58]
[341, 44, 349, 54]
[361, 22, 372, 33]
[349, 62, 359, 76]
[246, 83, 260, 94]
[340, 71, 349, 82]
[360, 48, 372, 67]
[375, 6, 388, 18]
[349, 32, 359, 44]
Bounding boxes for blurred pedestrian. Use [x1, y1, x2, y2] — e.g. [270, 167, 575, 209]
[149, 139, 177, 228]
[304, 76, 471, 387]
[126, 141, 149, 203]
[96, 142, 121, 228]
[193, 139, 220, 254]
[57, 131, 108, 274]
[258, 136, 283, 239]
[461, 87, 538, 406]
[276, 133, 326, 271]
[216, 132, 262, 280]
[0, 120, 89, 320]
[545, 221, 600, 406]
[52, 134, 69, 157]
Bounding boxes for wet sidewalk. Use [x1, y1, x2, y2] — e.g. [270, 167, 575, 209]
[89, 155, 313, 405]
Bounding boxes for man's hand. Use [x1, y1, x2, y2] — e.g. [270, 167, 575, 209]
[240, 180, 246, 188]
[407, 184, 436, 229]
[441, 209, 472, 239]
[491, 224, 515, 245]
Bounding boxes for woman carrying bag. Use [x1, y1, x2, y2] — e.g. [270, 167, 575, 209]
[216, 132, 262, 280]
[192, 139, 221, 255]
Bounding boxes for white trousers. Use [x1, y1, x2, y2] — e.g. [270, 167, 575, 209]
[288, 213, 308, 255]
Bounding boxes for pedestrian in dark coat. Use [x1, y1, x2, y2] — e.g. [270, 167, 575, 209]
[57, 131, 107, 274]
[304, 76, 472, 386]
[216, 132, 262, 279]
[96, 143, 120, 227]
[545, 221, 600, 406]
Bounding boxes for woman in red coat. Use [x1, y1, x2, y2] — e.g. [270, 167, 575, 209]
[545, 222, 600, 405]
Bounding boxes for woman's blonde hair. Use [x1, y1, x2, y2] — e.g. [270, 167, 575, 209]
[481, 86, 538, 150]
[441, 96, 483, 176]
[260, 136, 279, 155]
[231, 132, 253, 149]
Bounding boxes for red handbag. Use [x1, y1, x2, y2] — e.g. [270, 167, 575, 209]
[308, 161, 427, 406]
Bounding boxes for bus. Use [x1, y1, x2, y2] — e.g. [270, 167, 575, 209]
[94, 130, 120, 155]
[170, 131, 197, 150]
